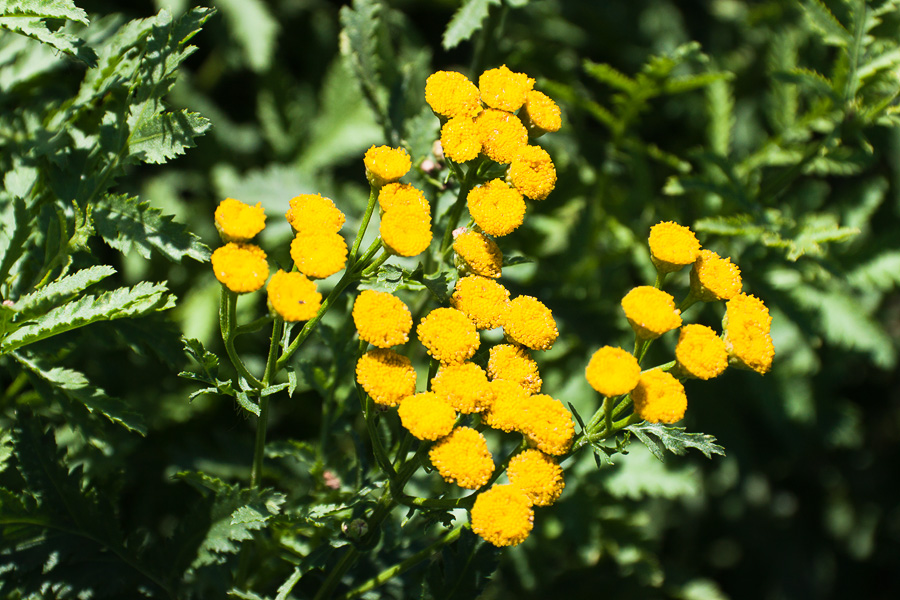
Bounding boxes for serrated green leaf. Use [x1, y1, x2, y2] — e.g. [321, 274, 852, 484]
[0, 2, 97, 66]
[0, 195, 36, 288]
[0, 0, 89, 24]
[11, 265, 115, 319]
[215, 0, 278, 72]
[661, 71, 733, 95]
[339, 0, 387, 127]
[442, 0, 500, 50]
[0, 431, 13, 474]
[802, 0, 851, 47]
[627, 422, 725, 461]
[274, 566, 304, 600]
[776, 68, 837, 100]
[127, 109, 211, 164]
[847, 250, 900, 292]
[583, 59, 638, 93]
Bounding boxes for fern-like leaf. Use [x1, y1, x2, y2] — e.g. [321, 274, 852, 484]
[11, 265, 115, 320]
[627, 422, 726, 461]
[0, 0, 97, 65]
[443, 0, 501, 50]
[127, 109, 211, 165]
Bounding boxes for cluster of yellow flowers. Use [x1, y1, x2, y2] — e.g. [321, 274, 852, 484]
[585, 221, 774, 424]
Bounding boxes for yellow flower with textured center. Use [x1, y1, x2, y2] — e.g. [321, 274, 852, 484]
[632, 369, 688, 424]
[266, 270, 321, 322]
[690, 249, 742, 301]
[417, 307, 480, 364]
[676, 324, 728, 380]
[467, 179, 525, 237]
[487, 344, 542, 394]
[211, 243, 269, 293]
[508, 145, 556, 201]
[352, 289, 412, 348]
[470, 484, 534, 547]
[585, 346, 641, 397]
[450, 275, 510, 330]
[378, 183, 430, 213]
[482, 379, 530, 432]
[425, 71, 482, 120]
[380, 205, 433, 257]
[475, 108, 528, 164]
[214, 198, 266, 241]
[723, 293, 774, 374]
[429, 427, 495, 489]
[621, 286, 682, 339]
[289, 232, 348, 279]
[507, 449, 564, 507]
[478, 65, 534, 112]
[440, 117, 482, 163]
[431, 362, 493, 414]
[364, 145, 411, 187]
[521, 90, 561, 136]
[649, 221, 701, 273]
[517, 394, 575, 456]
[504, 296, 558, 351]
[453, 230, 503, 278]
[356, 348, 416, 407]
[285, 194, 345, 235]
[397, 392, 456, 440]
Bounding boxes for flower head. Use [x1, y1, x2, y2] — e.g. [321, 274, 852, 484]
[215, 198, 266, 241]
[470, 484, 534, 547]
[521, 90, 561, 136]
[467, 179, 526, 237]
[482, 380, 530, 432]
[425, 71, 482, 120]
[440, 117, 482, 163]
[453, 230, 503, 278]
[417, 307, 480, 364]
[585, 346, 641, 397]
[621, 286, 682, 339]
[475, 109, 528, 164]
[290, 232, 348, 279]
[632, 369, 688, 424]
[381, 205, 433, 257]
[450, 275, 510, 330]
[356, 349, 417, 407]
[378, 183, 430, 213]
[364, 145, 411, 187]
[517, 394, 575, 456]
[508, 145, 557, 201]
[675, 324, 728, 380]
[285, 194, 345, 235]
[266, 270, 321, 322]
[504, 296, 558, 351]
[648, 221, 701, 273]
[211, 243, 269, 293]
[478, 65, 534, 112]
[487, 344, 542, 394]
[723, 293, 774, 374]
[430, 362, 493, 414]
[507, 449, 564, 506]
[397, 392, 456, 440]
[690, 249, 742, 302]
[352, 289, 412, 348]
[429, 427, 495, 489]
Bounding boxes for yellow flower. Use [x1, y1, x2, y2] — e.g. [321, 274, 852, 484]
[377, 183, 430, 213]
[211, 243, 269, 293]
[430, 362, 493, 414]
[632, 369, 688, 424]
[429, 427, 495, 489]
[507, 449, 564, 507]
[690, 249, 742, 302]
[450, 275, 510, 330]
[723, 293, 774, 374]
[649, 221, 701, 273]
[487, 344, 542, 394]
[397, 392, 456, 440]
[266, 270, 321, 322]
[521, 90, 561, 136]
[470, 484, 534, 547]
[475, 108, 528, 164]
[504, 296, 558, 351]
[214, 198, 266, 241]
[356, 348, 417, 407]
[364, 145, 411, 187]
[453, 230, 503, 278]
[290, 232, 348, 279]
[478, 65, 534, 112]
[417, 307, 480, 364]
[466, 179, 525, 237]
[517, 394, 574, 456]
[585, 346, 640, 397]
[482, 379, 531, 432]
[352, 289, 412, 348]
[507, 145, 556, 201]
[675, 324, 728, 380]
[425, 71, 482, 120]
[440, 117, 482, 163]
[285, 194, 345, 235]
[380, 205, 433, 257]
[621, 286, 682, 340]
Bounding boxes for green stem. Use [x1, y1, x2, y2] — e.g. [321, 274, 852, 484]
[233, 315, 275, 338]
[361, 249, 390, 277]
[439, 161, 478, 259]
[350, 187, 379, 264]
[220, 289, 263, 389]
[365, 395, 398, 479]
[250, 318, 283, 489]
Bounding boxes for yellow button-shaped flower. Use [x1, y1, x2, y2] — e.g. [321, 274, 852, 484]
[215, 198, 266, 241]
[470, 484, 534, 547]
[352, 289, 412, 348]
[429, 427, 494, 490]
[290, 232, 348, 279]
[453, 230, 503, 278]
[723, 293, 774, 375]
[211, 243, 269, 293]
[649, 221, 701, 273]
[266, 270, 321, 322]
[425, 71, 482, 120]
[504, 296, 558, 351]
[416, 307, 479, 364]
[585, 346, 640, 397]
[507, 449, 564, 507]
[398, 392, 456, 441]
[467, 179, 525, 237]
[285, 194, 345, 235]
[690, 249, 742, 302]
[431, 362, 493, 414]
[621, 286, 682, 340]
[675, 324, 728, 380]
[632, 369, 688, 424]
[508, 145, 556, 201]
[487, 344, 542, 395]
[356, 348, 417, 407]
[451, 275, 510, 330]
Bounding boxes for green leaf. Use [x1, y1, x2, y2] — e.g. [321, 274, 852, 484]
[339, 0, 387, 125]
[0, 1, 97, 66]
[442, 0, 501, 51]
[847, 250, 900, 292]
[802, 0, 851, 47]
[0, 195, 37, 288]
[583, 59, 638, 93]
[180, 337, 239, 399]
[661, 71, 733, 95]
[603, 443, 700, 500]
[426, 528, 500, 600]
[214, 0, 278, 72]
[0, 430, 12, 474]
[11, 265, 115, 320]
[127, 109, 211, 165]
[0, 0, 89, 24]
[626, 422, 725, 461]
